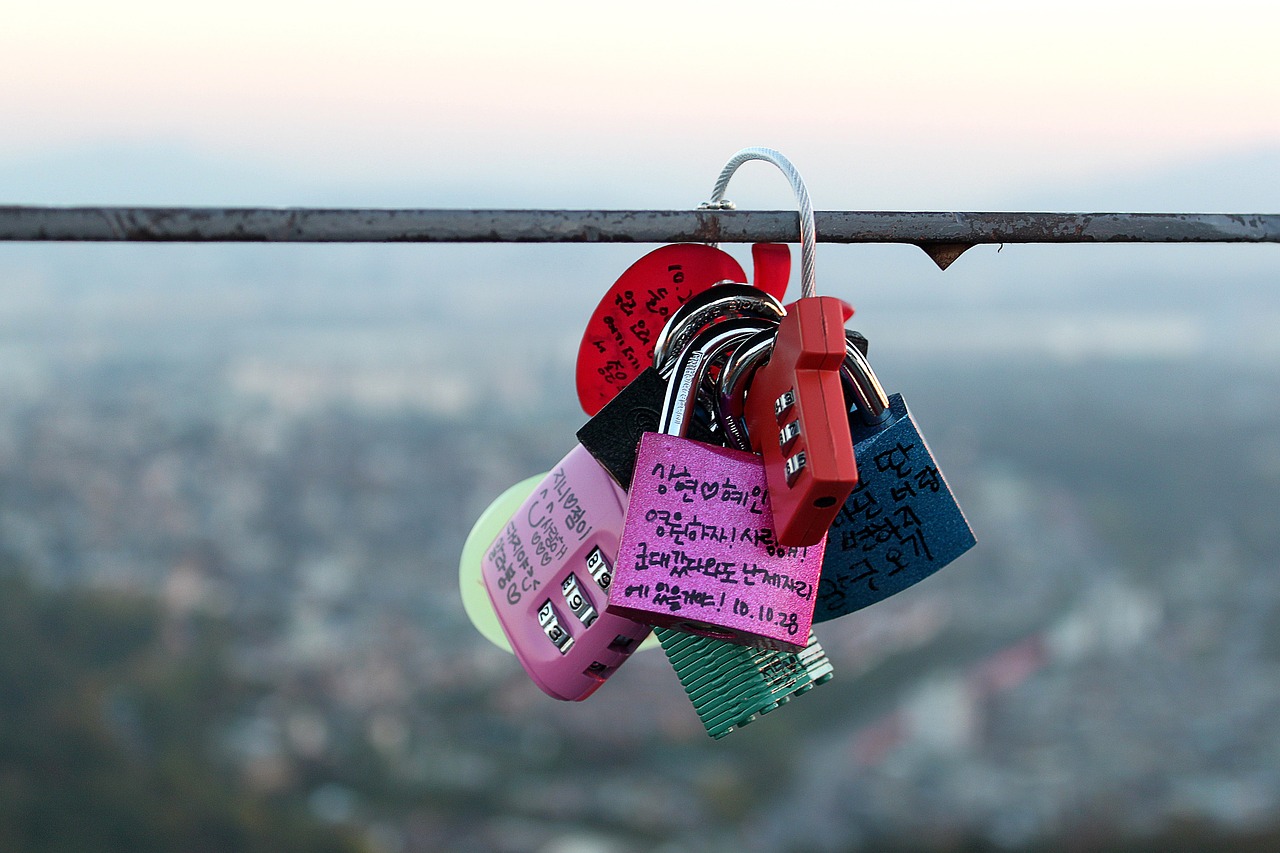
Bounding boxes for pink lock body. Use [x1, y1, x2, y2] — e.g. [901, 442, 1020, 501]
[481, 444, 652, 701]
[608, 433, 827, 651]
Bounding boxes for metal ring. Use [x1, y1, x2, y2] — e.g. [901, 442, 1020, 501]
[717, 328, 778, 451]
[660, 317, 781, 437]
[842, 338, 890, 424]
[651, 283, 784, 375]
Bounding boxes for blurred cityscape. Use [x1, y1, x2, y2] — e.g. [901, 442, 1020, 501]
[1, 224, 1279, 852]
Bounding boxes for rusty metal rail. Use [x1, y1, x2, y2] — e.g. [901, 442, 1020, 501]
[2, 208, 1277, 246]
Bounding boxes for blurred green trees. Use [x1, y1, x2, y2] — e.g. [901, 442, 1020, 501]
[0, 570, 365, 853]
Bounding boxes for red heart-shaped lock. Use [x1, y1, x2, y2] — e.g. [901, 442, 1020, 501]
[575, 243, 790, 416]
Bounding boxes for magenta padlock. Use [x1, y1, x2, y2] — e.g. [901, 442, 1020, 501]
[607, 324, 827, 652]
[480, 444, 652, 701]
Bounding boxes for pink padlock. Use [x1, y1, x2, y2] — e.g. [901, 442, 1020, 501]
[606, 324, 827, 652]
[480, 445, 652, 701]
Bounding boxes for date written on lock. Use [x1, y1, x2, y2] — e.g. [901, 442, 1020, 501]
[607, 432, 825, 651]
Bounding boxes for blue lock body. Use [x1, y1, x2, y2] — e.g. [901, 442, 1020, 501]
[813, 393, 975, 622]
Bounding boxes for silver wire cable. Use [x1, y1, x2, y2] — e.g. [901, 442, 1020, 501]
[701, 147, 818, 300]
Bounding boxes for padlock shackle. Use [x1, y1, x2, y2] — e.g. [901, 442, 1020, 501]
[652, 283, 784, 377]
[842, 338, 890, 424]
[658, 317, 777, 438]
[718, 327, 777, 451]
[703, 147, 818, 301]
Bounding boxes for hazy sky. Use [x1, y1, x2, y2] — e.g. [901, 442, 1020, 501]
[3, 1, 1278, 207]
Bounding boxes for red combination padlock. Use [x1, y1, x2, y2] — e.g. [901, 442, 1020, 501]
[742, 295, 857, 547]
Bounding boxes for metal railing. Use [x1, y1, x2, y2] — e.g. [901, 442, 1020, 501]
[4, 207, 1275, 269]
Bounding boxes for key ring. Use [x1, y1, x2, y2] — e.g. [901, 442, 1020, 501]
[700, 147, 818, 300]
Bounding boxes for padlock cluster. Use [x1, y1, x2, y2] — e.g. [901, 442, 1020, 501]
[471, 149, 975, 738]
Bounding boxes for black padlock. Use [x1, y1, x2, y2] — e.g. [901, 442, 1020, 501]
[575, 366, 719, 491]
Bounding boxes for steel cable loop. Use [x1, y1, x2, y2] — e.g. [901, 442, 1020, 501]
[703, 147, 818, 300]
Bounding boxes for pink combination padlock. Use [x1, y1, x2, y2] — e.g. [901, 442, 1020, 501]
[480, 444, 652, 701]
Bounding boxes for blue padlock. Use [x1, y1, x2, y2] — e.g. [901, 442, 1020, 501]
[718, 333, 975, 622]
[812, 345, 975, 621]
